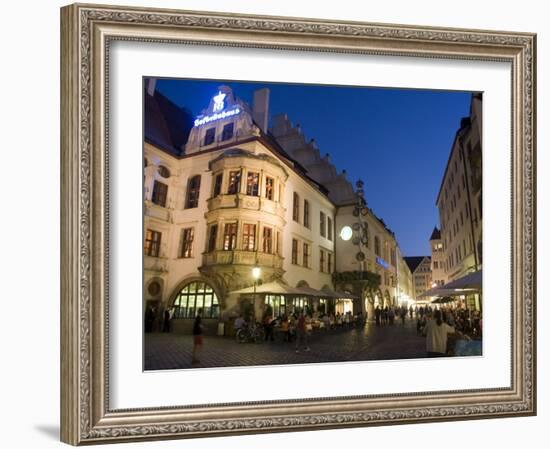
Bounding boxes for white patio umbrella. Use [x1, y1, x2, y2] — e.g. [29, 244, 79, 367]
[230, 281, 306, 296]
[418, 270, 482, 298]
[442, 270, 482, 291]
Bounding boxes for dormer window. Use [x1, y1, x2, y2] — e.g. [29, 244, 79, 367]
[204, 127, 216, 146]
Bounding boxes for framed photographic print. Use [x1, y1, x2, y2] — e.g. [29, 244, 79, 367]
[60, 3, 537, 445]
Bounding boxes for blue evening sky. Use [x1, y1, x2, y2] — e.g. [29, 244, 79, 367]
[155, 78, 473, 257]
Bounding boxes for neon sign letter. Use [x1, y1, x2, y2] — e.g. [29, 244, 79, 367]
[194, 108, 241, 127]
[213, 91, 226, 112]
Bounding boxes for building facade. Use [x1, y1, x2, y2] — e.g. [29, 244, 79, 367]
[436, 93, 482, 283]
[143, 82, 413, 332]
[143, 85, 347, 332]
[404, 256, 432, 301]
[271, 114, 402, 318]
[429, 227, 447, 287]
[396, 246, 414, 307]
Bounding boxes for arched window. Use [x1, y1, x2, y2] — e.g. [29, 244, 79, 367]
[185, 175, 201, 209]
[172, 281, 219, 319]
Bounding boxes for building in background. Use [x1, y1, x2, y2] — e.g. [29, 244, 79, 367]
[404, 256, 432, 302]
[433, 93, 482, 310]
[396, 246, 414, 307]
[436, 93, 482, 283]
[272, 115, 404, 318]
[429, 227, 447, 287]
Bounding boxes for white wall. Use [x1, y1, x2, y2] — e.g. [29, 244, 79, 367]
[0, 1, 546, 449]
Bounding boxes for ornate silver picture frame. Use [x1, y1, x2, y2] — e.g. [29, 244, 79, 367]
[60, 3, 536, 445]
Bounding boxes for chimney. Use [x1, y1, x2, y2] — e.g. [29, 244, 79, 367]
[252, 88, 270, 133]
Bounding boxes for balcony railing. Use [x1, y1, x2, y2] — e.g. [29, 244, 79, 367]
[203, 250, 283, 269]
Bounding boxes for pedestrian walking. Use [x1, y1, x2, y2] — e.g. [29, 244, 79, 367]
[295, 310, 310, 353]
[191, 308, 203, 365]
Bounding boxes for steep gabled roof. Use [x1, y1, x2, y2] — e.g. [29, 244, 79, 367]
[403, 256, 430, 273]
[429, 227, 441, 241]
[144, 87, 194, 157]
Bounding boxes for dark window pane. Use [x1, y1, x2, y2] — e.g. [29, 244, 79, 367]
[185, 175, 201, 209]
[221, 123, 234, 141]
[152, 181, 168, 207]
[207, 224, 218, 252]
[213, 173, 223, 197]
[204, 127, 216, 146]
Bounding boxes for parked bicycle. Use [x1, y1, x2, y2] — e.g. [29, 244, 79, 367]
[235, 321, 265, 343]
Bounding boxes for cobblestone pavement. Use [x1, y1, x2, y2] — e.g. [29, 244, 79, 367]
[144, 318, 432, 370]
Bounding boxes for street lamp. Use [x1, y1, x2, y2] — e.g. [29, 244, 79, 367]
[340, 225, 353, 241]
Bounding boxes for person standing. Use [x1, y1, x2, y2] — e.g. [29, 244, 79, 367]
[375, 306, 381, 327]
[263, 308, 274, 342]
[295, 310, 310, 353]
[423, 310, 457, 357]
[162, 308, 171, 333]
[191, 308, 203, 365]
[144, 305, 155, 333]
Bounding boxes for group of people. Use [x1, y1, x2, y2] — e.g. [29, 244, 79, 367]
[374, 305, 412, 327]
[190, 303, 483, 365]
[144, 305, 175, 333]
[417, 306, 483, 356]
[416, 306, 482, 339]
[234, 309, 366, 352]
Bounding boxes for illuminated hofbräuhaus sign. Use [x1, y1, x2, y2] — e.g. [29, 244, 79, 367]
[193, 91, 241, 127]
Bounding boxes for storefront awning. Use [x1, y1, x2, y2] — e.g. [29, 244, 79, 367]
[230, 281, 357, 300]
[230, 281, 306, 296]
[297, 286, 358, 300]
[418, 270, 482, 299]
